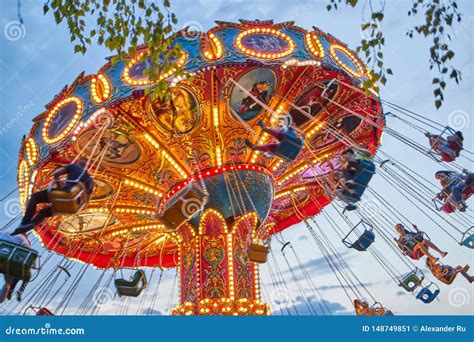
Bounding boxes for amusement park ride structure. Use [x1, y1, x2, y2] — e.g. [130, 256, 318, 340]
[17, 19, 385, 315]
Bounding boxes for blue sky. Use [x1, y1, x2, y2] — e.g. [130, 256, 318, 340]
[0, 0, 472, 315]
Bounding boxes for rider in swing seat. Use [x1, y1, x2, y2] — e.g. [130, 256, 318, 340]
[394, 223, 447, 262]
[244, 115, 304, 161]
[426, 258, 474, 285]
[332, 148, 375, 211]
[435, 170, 473, 212]
[12, 160, 94, 236]
[0, 230, 32, 303]
[425, 131, 463, 162]
[353, 299, 385, 316]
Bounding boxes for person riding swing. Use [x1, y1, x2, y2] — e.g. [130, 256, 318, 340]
[394, 223, 447, 262]
[330, 147, 375, 211]
[12, 160, 94, 235]
[425, 130, 463, 162]
[353, 299, 386, 316]
[426, 258, 474, 285]
[244, 115, 304, 161]
[435, 169, 473, 212]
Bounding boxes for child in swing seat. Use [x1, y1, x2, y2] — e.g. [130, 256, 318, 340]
[12, 160, 94, 235]
[394, 223, 447, 262]
[353, 299, 385, 316]
[426, 258, 474, 285]
[425, 131, 463, 162]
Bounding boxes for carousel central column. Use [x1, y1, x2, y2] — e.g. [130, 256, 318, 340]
[173, 210, 269, 315]
[159, 165, 274, 315]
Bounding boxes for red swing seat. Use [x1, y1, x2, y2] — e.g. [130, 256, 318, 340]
[37, 308, 54, 316]
[440, 185, 473, 213]
[440, 154, 455, 163]
[408, 249, 425, 260]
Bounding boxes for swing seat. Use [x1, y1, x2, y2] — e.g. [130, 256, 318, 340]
[440, 203, 455, 214]
[437, 267, 457, 285]
[460, 227, 474, 249]
[0, 240, 38, 281]
[345, 160, 376, 203]
[274, 133, 303, 162]
[398, 269, 424, 292]
[48, 181, 89, 215]
[448, 140, 462, 153]
[351, 230, 375, 251]
[37, 308, 54, 316]
[434, 144, 461, 163]
[352, 160, 376, 184]
[461, 234, 474, 249]
[416, 287, 440, 304]
[398, 232, 425, 260]
[407, 249, 425, 260]
[249, 243, 269, 263]
[342, 221, 375, 251]
[114, 270, 147, 297]
[24, 306, 54, 316]
[440, 153, 455, 163]
[440, 185, 473, 214]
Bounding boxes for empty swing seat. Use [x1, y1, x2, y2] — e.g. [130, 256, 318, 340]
[37, 307, 54, 316]
[249, 244, 269, 263]
[416, 286, 440, 304]
[48, 181, 89, 215]
[342, 221, 375, 252]
[115, 270, 147, 297]
[399, 269, 424, 292]
[350, 230, 375, 251]
[0, 240, 38, 281]
[274, 133, 303, 162]
[461, 234, 474, 249]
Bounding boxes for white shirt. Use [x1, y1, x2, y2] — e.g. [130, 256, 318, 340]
[0, 231, 31, 248]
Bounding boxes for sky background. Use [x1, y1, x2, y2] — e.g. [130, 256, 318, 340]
[0, 0, 472, 316]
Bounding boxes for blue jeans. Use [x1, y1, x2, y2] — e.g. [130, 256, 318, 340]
[450, 173, 473, 203]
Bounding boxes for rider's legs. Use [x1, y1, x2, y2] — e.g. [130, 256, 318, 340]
[21, 190, 49, 225]
[263, 128, 286, 141]
[415, 241, 438, 262]
[459, 265, 474, 283]
[424, 240, 448, 257]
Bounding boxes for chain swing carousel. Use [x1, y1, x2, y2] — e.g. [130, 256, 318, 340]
[10, 19, 388, 316]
